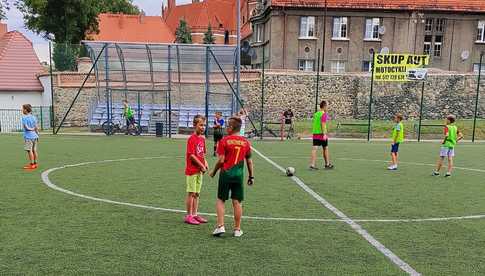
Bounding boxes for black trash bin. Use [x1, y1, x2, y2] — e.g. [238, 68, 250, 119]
[155, 123, 164, 137]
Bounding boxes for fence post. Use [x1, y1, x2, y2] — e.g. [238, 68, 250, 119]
[49, 42, 55, 134]
[472, 52, 483, 142]
[260, 46, 265, 140]
[367, 52, 375, 142]
[204, 46, 210, 137]
[39, 106, 44, 131]
[168, 45, 172, 138]
[417, 81, 426, 142]
[315, 49, 321, 113]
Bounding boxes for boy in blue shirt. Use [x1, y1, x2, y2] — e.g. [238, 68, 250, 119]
[21, 104, 39, 170]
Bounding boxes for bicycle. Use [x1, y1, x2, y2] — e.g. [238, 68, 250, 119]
[101, 120, 141, 136]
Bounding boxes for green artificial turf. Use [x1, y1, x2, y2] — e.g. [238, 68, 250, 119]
[1, 134, 485, 275]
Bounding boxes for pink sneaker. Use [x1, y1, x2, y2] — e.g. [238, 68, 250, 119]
[184, 215, 200, 225]
[193, 215, 208, 223]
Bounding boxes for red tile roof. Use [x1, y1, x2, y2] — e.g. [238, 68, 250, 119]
[270, 0, 485, 12]
[89, 13, 175, 43]
[0, 31, 43, 92]
[164, 0, 236, 35]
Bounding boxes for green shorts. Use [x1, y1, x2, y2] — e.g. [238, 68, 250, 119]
[186, 173, 203, 193]
[217, 163, 244, 202]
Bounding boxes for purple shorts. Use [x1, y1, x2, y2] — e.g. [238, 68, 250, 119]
[440, 147, 455, 157]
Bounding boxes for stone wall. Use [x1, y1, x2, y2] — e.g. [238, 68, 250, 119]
[51, 70, 485, 127]
[242, 72, 485, 122]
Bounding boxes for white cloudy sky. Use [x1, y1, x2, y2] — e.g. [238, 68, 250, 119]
[3, 0, 192, 62]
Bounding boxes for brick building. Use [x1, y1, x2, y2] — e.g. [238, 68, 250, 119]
[248, 0, 485, 72]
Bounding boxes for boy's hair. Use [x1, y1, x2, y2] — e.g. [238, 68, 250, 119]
[22, 104, 32, 113]
[123, 100, 128, 104]
[319, 100, 327, 109]
[193, 115, 206, 126]
[395, 113, 403, 121]
[228, 117, 242, 132]
[447, 115, 456, 124]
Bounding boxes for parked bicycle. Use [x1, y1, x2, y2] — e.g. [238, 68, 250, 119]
[101, 120, 141, 136]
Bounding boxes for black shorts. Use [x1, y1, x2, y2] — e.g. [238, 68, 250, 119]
[313, 139, 328, 148]
[126, 117, 135, 125]
[285, 119, 292, 125]
[214, 129, 223, 142]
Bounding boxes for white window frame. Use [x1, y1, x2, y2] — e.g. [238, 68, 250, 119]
[362, 61, 373, 72]
[299, 16, 316, 38]
[435, 18, 446, 33]
[477, 21, 485, 43]
[331, 61, 346, 73]
[364, 18, 380, 40]
[424, 35, 432, 55]
[473, 63, 485, 73]
[332, 17, 348, 39]
[298, 59, 315, 72]
[425, 18, 433, 32]
[255, 24, 264, 43]
[434, 35, 443, 57]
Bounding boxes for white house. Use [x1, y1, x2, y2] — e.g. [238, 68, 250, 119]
[0, 22, 52, 132]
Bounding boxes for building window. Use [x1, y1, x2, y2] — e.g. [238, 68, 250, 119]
[298, 59, 315, 71]
[424, 35, 432, 55]
[435, 19, 446, 33]
[362, 61, 373, 72]
[477, 21, 485, 42]
[365, 18, 380, 40]
[330, 61, 346, 73]
[300, 16, 315, 38]
[255, 24, 264, 43]
[224, 31, 229, 44]
[434, 35, 443, 57]
[425, 18, 433, 32]
[473, 63, 485, 73]
[333, 17, 348, 39]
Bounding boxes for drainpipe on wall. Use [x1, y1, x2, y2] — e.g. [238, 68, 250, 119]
[283, 8, 287, 69]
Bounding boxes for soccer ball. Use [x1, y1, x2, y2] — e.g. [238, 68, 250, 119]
[286, 167, 295, 177]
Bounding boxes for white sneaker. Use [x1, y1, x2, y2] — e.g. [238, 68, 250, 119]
[387, 165, 397, 170]
[234, 229, 243, 237]
[212, 225, 225, 237]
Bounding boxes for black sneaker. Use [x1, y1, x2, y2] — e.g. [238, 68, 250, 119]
[325, 164, 334, 170]
[445, 173, 452, 177]
[432, 171, 440, 176]
[309, 166, 319, 171]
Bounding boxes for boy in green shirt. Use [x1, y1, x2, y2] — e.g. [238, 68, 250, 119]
[388, 113, 404, 170]
[433, 115, 463, 177]
[122, 100, 135, 135]
[310, 100, 333, 170]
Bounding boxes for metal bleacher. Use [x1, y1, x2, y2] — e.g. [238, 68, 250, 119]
[89, 103, 233, 135]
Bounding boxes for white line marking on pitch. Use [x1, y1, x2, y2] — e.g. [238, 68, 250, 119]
[40, 156, 485, 224]
[252, 148, 420, 276]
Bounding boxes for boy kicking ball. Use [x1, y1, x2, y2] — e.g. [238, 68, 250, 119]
[433, 115, 463, 177]
[210, 117, 254, 237]
[21, 104, 39, 170]
[184, 115, 209, 225]
[388, 113, 404, 170]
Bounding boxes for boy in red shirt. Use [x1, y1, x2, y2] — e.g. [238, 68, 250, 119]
[185, 115, 209, 225]
[210, 117, 254, 237]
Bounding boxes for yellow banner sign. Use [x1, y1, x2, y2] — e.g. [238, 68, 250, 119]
[373, 54, 429, 82]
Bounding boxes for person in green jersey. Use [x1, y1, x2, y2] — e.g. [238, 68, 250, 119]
[388, 113, 404, 170]
[433, 115, 463, 177]
[310, 100, 333, 170]
[122, 100, 135, 135]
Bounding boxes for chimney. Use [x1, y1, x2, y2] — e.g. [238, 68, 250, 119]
[139, 10, 146, 24]
[0, 23, 7, 38]
[192, 0, 200, 2]
[168, 0, 176, 9]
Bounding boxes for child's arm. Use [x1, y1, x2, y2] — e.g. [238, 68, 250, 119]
[210, 155, 224, 177]
[246, 157, 254, 186]
[457, 130, 464, 142]
[189, 154, 207, 172]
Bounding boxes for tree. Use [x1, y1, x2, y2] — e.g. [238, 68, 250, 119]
[16, 0, 140, 44]
[175, 19, 192, 44]
[53, 43, 78, 71]
[203, 24, 215, 44]
[0, 0, 9, 20]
